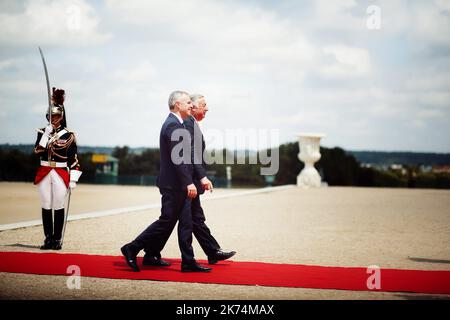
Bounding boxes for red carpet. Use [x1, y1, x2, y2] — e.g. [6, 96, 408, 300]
[1, 251, 449, 294]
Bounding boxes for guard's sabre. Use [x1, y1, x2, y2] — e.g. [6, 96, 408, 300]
[38, 47, 52, 125]
[61, 188, 71, 246]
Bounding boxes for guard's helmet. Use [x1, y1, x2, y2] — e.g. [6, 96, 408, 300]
[49, 105, 64, 116]
[46, 87, 67, 127]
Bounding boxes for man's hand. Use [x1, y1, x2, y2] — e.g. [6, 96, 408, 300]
[187, 183, 197, 199]
[69, 181, 77, 189]
[200, 177, 213, 192]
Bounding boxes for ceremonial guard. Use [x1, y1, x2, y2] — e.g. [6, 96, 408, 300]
[34, 88, 82, 250]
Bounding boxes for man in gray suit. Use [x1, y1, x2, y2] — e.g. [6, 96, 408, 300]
[185, 94, 236, 264]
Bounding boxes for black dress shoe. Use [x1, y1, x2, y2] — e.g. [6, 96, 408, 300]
[208, 249, 236, 264]
[40, 237, 53, 250]
[121, 244, 140, 272]
[52, 239, 62, 250]
[142, 255, 171, 267]
[181, 263, 212, 272]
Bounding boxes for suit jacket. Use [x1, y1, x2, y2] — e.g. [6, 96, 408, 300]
[156, 113, 194, 191]
[184, 115, 207, 194]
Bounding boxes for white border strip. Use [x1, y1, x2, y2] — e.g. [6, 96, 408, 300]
[0, 185, 295, 231]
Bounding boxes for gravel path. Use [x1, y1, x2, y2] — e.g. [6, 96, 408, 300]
[1, 184, 449, 299]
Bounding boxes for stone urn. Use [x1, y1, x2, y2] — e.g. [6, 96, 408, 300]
[297, 133, 326, 188]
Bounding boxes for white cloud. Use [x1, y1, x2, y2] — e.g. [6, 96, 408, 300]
[404, 72, 450, 92]
[274, 109, 338, 128]
[105, 0, 316, 80]
[410, 1, 450, 46]
[1, 0, 450, 152]
[0, 58, 26, 71]
[417, 108, 447, 119]
[320, 45, 371, 78]
[375, 0, 450, 48]
[31, 103, 47, 114]
[0, 0, 111, 47]
[417, 92, 450, 108]
[0, 80, 42, 95]
[112, 61, 157, 83]
[312, 0, 364, 31]
[410, 119, 426, 128]
[435, 0, 450, 11]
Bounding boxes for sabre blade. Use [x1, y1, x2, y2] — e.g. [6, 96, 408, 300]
[61, 188, 71, 246]
[38, 47, 52, 125]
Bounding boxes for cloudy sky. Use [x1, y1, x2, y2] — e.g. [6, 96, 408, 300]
[1, 0, 450, 152]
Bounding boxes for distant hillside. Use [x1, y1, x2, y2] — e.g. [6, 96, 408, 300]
[0, 144, 35, 154]
[0, 144, 118, 155]
[348, 151, 450, 166]
[2, 144, 450, 166]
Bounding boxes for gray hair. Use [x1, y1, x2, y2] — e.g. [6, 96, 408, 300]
[189, 94, 204, 108]
[168, 91, 189, 110]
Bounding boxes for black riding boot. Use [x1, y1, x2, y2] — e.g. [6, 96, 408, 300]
[40, 208, 53, 250]
[53, 208, 65, 250]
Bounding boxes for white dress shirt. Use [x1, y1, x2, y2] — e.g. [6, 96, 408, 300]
[170, 112, 184, 124]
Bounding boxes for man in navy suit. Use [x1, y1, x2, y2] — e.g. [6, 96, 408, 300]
[139, 94, 236, 268]
[185, 94, 236, 264]
[121, 91, 211, 272]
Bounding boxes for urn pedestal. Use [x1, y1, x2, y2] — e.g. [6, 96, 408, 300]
[297, 133, 326, 188]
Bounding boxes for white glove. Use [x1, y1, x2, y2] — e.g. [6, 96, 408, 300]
[38, 125, 53, 148]
[70, 170, 82, 182]
[69, 170, 82, 190]
[44, 124, 53, 136]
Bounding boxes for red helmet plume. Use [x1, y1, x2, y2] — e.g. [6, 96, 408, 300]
[52, 87, 65, 105]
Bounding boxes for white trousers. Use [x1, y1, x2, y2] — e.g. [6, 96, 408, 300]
[37, 169, 68, 210]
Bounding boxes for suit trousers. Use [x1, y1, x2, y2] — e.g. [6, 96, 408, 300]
[142, 193, 221, 258]
[191, 195, 220, 256]
[132, 188, 195, 264]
